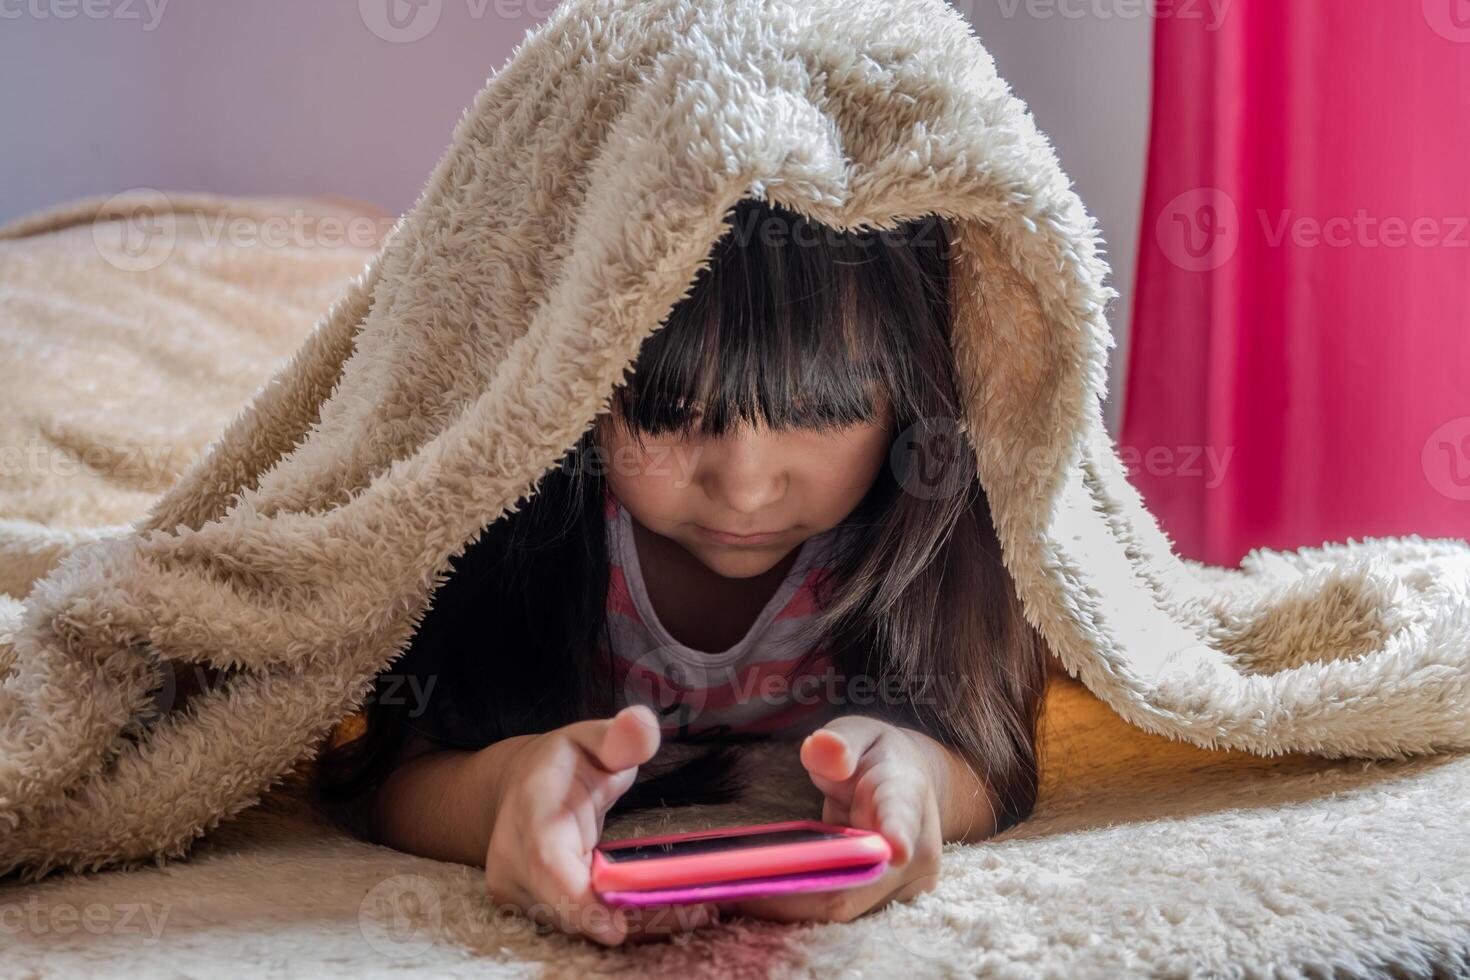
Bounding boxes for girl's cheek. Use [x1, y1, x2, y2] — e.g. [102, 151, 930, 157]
[613, 440, 701, 509]
[803, 425, 892, 486]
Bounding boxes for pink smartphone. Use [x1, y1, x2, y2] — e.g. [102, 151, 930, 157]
[591, 819, 891, 907]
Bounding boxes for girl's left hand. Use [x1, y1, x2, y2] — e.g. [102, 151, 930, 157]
[716, 715, 942, 923]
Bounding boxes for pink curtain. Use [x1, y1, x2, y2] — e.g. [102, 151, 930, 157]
[1122, 1, 1470, 567]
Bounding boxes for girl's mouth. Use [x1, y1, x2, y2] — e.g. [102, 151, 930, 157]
[695, 525, 785, 545]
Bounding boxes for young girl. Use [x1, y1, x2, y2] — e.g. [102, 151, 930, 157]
[315, 197, 1049, 946]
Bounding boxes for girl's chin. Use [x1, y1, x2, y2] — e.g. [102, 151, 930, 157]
[684, 541, 791, 579]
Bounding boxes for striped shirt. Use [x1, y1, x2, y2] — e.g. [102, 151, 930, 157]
[596, 489, 847, 741]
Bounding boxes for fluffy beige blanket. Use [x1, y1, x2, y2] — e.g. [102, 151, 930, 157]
[2, 0, 1468, 973]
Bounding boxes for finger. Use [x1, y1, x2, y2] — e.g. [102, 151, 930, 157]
[721, 861, 906, 925]
[820, 795, 851, 827]
[801, 719, 903, 830]
[824, 867, 907, 922]
[802, 753, 854, 803]
[601, 704, 663, 770]
[852, 757, 932, 860]
[521, 840, 608, 944]
[534, 841, 718, 946]
[868, 780, 924, 865]
[523, 885, 627, 947]
[718, 890, 832, 924]
[799, 717, 887, 787]
[875, 780, 945, 903]
[721, 785, 943, 926]
[567, 704, 662, 774]
[532, 845, 634, 946]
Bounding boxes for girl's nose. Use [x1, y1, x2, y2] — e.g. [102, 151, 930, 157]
[700, 430, 788, 515]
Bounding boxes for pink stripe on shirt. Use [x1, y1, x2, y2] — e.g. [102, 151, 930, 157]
[598, 487, 845, 740]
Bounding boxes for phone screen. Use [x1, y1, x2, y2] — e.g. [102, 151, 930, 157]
[599, 826, 849, 862]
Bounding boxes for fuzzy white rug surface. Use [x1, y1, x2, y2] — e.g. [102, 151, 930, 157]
[2, 0, 1469, 974]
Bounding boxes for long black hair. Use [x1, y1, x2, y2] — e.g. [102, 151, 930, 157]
[313, 197, 1049, 837]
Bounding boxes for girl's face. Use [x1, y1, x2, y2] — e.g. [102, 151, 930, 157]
[598, 393, 894, 579]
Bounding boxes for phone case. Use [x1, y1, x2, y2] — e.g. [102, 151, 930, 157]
[598, 859, 889, 907]
[590, 819, 891, 894]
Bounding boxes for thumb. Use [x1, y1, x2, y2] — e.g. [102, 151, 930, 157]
[820, 794, 852, 827]
[571, 704, 662, 774]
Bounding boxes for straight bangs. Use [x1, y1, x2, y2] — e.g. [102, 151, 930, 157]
[607, 196, 951, 445]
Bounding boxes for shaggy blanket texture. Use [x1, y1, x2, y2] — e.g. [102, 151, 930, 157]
[2, 0, 1469, 973]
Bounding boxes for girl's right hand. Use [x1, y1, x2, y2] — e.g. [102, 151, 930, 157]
[483, 704, 720, 946]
